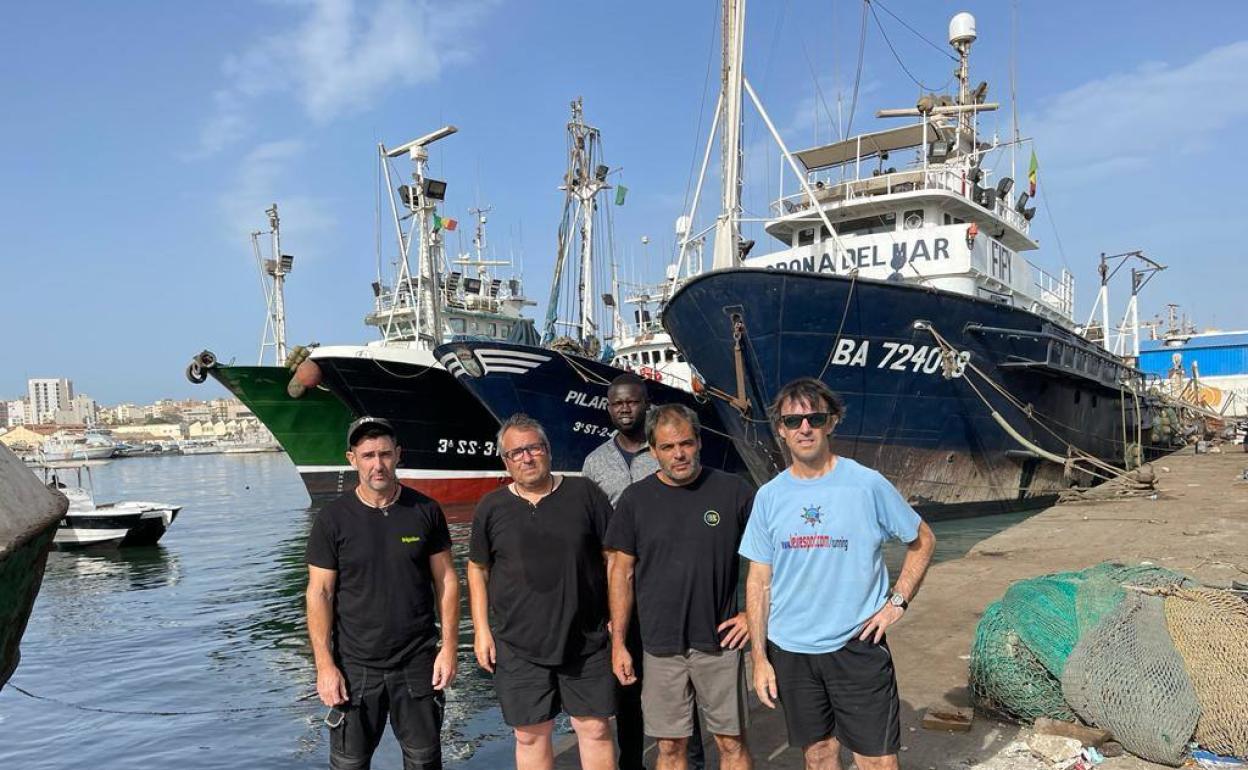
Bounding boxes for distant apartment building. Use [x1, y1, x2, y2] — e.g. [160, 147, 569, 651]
[28, 378, 73, 423]
[54, 394, 99, 425]
[4, 399, 28, 428]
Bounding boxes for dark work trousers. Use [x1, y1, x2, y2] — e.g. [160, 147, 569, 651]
[617, 628, 705, 770]
[329, 655, 445, 770]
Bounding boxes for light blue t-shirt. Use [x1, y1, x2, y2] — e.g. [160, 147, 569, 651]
[738, 458, 921, 654]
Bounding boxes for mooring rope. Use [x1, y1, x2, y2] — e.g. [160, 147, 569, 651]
[7, 682, 319, 718]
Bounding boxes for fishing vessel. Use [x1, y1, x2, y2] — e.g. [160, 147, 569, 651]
[297, 127, 535, 505]
[659, 5, 1182, 518]
[435, 100, 742, 475]
[190, 204, 358, 500]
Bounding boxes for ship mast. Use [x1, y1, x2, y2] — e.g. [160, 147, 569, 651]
[711, 0, 745, 270]
[379, 125, 456, 346]
[253, 203, 294, 365]
[544, 98, 610, 346]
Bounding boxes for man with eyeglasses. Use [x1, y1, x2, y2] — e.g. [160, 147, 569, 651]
[582, 373, 706, 770]
[739, 378, 936, 770]
[605, 404, 755, 770]
[467, 413, 616, 770]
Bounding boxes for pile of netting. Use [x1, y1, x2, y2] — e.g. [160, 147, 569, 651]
[969, 562, 1248, 765]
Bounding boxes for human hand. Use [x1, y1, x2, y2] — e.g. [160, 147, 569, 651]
[474, 629, 497, 673]
[432, 645, 458, 690]
[316, 664, 348, 707]
[612, 644, 637, 686]
[753, 658, 778, 709]
[858, 603, 904, 644]
[717, 612, 749, 650]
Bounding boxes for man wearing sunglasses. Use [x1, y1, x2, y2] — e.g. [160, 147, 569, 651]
[605, 404, 756, 770]
[582, 373, 708, 770]
[739, 378, 936, 770]
[467, 413, 616, 770]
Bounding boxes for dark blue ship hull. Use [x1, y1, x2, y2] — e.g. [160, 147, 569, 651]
[432, 341, 744, 476]
[661, 268, 1173, 520]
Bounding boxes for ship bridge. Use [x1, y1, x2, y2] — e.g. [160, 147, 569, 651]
[747, 121, 1073, 327]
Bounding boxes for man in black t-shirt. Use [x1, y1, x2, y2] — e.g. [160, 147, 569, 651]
[306, 417, 459, 770]
[467, 413, 616, 770]
[605, 404, 756, 770]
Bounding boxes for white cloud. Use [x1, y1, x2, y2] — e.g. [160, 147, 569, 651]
[193, 0, 497, 157]
[1026, 40, 1248, 184]
[218, 139, 337, 259]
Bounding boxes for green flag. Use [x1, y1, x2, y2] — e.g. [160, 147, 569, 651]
[1028, 150, 1039, 197]
[432, 213, 443, 232]
[615, 185, 628, 206]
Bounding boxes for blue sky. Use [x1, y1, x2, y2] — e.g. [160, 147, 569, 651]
[3, 0, 1246, 405]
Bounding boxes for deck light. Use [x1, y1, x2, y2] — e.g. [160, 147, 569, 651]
[423, 178, 448, 201]
[996, 177, 1014, 197]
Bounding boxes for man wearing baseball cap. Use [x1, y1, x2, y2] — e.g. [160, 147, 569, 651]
[306, 417, 460, 769]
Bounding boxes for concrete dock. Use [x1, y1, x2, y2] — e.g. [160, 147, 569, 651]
[555, 448, 1248, 769]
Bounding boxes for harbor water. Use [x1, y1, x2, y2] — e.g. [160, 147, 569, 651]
[0, 453, 1035, 769]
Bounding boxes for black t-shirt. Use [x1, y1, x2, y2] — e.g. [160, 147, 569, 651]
[468, 476, 612, 665]
[604, 468, 755, 655]
[306, 487, 452, 669]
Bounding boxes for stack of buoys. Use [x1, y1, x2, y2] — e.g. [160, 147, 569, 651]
[285, 345, 320, 398]
[185, 350, 217, 384]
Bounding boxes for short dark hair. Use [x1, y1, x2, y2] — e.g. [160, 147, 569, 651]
[645, 403, 701, 446]
[349, 425, 397, 448]
[496, 413, 549, 455]
[608, 372, 648, 399]
[770, 377, 845, 426]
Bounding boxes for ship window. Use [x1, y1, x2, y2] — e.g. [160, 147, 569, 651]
[835, 213, 896, 237]
[943, 213, 965, 225]
[675, 352, 684, 362]
[499, 323, 511, 337]
[449, 318, 466, 333]
[797, 228, 816, 246]
[486, 322, 497, 337]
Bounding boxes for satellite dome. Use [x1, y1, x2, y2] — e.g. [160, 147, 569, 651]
[949, 12, 977, 46]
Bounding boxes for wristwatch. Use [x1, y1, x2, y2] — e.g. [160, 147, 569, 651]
[888, 592, 909, 611]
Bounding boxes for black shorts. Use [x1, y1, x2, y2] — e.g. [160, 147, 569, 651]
[767, 638, 901, 756]
[330, 652, 445, 770]
[494, 642, 616, 727]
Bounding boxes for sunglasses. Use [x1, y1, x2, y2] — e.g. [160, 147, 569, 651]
[779, 412, 833, 430]
[501, 442, 548, 462]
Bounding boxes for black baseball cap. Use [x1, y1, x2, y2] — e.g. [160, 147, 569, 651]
[347, 416, 396, 447]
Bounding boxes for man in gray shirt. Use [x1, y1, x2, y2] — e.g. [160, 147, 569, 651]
[582, 373, 704, 770]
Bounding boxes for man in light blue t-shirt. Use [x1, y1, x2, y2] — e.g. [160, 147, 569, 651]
[739, 378, 935, 770]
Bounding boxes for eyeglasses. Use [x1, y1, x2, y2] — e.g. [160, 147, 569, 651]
[779, 412, 833, 430]
[501, 442, 548, 462]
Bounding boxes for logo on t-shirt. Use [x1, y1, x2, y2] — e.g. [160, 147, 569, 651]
[800, 505, 823, 528]
[400, 536, 422, 544]
[703, 510, 721, 527]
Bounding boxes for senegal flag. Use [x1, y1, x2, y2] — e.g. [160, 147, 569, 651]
[432, 214, 458, 232]
[1028, 150, 1039, 197]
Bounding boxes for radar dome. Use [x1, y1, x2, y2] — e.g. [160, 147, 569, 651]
[949, 12, 977, 46]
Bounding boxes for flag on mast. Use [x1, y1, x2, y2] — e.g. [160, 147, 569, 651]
[1028, 150, 1039, 197]
[614, 185, 628, 206]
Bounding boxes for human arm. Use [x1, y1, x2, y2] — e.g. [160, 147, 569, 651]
[466, 560, 495, 672]
[429, 549, 460, 690]
[306, 565, 347, 706]
[858, 519, 936, 642]
[745, 559, 777, 708]
[608, 549, 638, 685]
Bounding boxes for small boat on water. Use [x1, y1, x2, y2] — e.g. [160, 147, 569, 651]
[0, 443, 67, 689]
[37, 461, 181, 548]
[40, 429, 119, 461]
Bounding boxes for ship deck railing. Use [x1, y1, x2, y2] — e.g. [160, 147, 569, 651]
[770, 166, 1031, 235]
